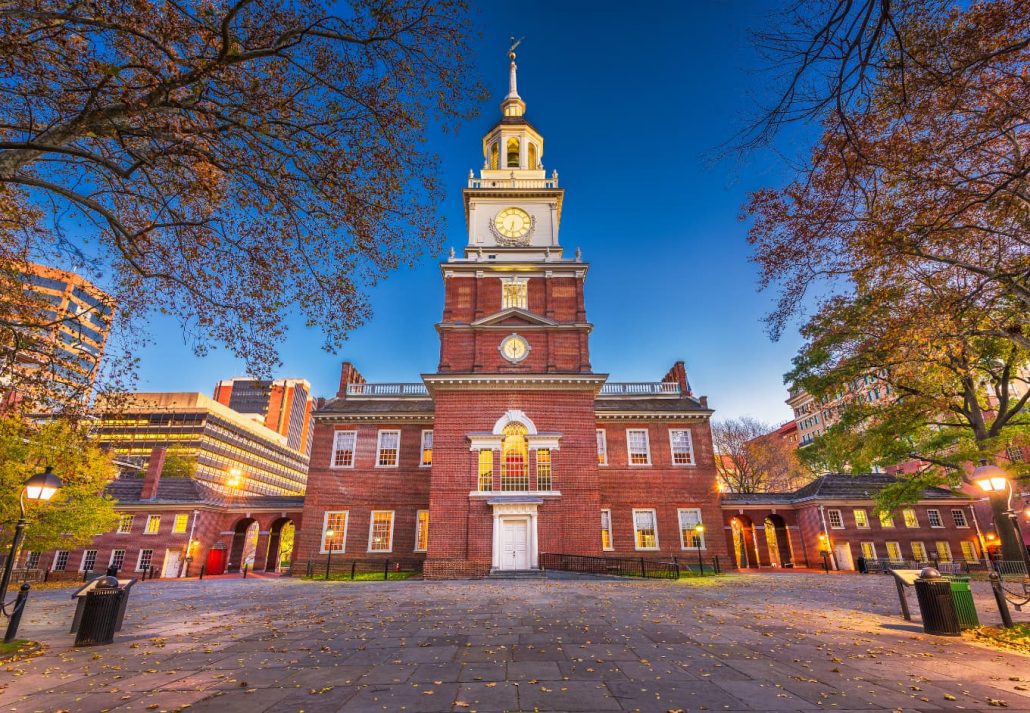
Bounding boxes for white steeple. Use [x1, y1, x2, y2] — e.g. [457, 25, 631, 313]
[501, 38, 526, 118]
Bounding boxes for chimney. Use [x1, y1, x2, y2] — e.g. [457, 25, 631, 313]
[336, 361, 367, 398]
[141, 447, 166, 500]
[662, 361, 692, 396]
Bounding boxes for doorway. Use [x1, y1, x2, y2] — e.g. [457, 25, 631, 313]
[833, 542, 854, 571]
[163, 549, 182, 578]
[499, 518, 530, 570]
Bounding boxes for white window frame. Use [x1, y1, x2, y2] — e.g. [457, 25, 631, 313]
[927, 509, 943, 528]
[668, 429, 695, 466]
[136, 549, 154, 572]
[626, 429, 651, 466]
[601, 509, 614, 551]
[960, 540, 979, 563]
[500, 276, 528, 310]
[632, 508, 660, 551]
[117, 513, 134, 533]
[376, 430, 401, 468]
[368, 510, 395, 553]
[853, 509, 869, 528]
[677, 508, 705, 550]
[827, 509, 844, 529]
[860, 541, 877, 559]
[420, 429, 433, 467]
[951, 509, 968, 528]
[330, 430, 357, 469]
[885, 541, 903, 562]
[902, 508, 919, 528]
[935, 541, 953, 562]
[414, 509, 430, 552]
[911, 541, 928, 562]
[172, 513, 189, 534]
[320, 510, 349, 554]
[52, 550, 69, 572]
[144, 514, 161, 535]
[596, 429, 608, 466]
[80, 550, 98, 572]
[109, 549, 126, 568]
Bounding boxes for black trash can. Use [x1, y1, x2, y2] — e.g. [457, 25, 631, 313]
[913, 568, 960, 636]
[74, 578, 124, 646]
[856, 555, 867, 574]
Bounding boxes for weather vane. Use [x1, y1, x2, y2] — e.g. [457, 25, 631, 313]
[509, 35, 524, 60]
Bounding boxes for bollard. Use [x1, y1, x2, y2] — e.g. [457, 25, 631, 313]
[149, 565, 155, 581]
[640, 557, 646, 578]
[3, 584, 30, 644]
[384, 560, 390, 581]
[988, 573, 1014, 628]
[821, 551, 831, 573]
[713, 555, 721, 574]
[243, 564, 248, 579]
[199, 564, 206, 581]
[306, 559, 313, 578]
[351, 561, 357, 580]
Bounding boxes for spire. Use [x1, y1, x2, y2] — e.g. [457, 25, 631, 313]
[501, 36, 526, 118]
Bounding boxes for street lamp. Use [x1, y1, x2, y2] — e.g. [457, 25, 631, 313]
[324, 529, 335, 580]
[972, 461, 1030, 571]
[693, 523, 705, 576]
[1, 467, 64, 630]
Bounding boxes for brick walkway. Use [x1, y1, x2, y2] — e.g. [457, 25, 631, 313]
[2, 573, 1027, 712]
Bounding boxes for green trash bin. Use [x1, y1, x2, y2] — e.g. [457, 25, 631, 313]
[947, 576, 979, 629]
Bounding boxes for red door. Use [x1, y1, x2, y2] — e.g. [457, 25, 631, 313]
[206, 549, 227, 575]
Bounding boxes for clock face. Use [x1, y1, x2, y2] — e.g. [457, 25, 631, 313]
[494, 207, 533, 241]
[499, 333, 530, 363]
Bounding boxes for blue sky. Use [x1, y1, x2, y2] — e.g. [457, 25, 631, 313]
[132, 0, 810, 425]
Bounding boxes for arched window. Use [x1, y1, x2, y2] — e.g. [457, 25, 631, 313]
[489, 142, 499, 170]
[528, 143, 538, 169]
[500, 422, 529, 491]
[506, 138, 520, 169]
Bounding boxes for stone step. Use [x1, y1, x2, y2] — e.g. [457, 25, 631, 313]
[487, 568, 546, 580]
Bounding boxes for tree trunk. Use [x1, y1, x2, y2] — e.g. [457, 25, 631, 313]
[987, 492, 1026, 563]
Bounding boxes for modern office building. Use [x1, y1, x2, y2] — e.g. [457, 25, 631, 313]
[213, 377, 314, 455]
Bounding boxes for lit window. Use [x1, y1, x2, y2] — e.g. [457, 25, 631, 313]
[144, 515, 161, 534]
[501, 278, 528, 310]
[506, 137, 520, 168]
[376, 430, 400, 467]
[322, 511, 347, 553]
[331, 430, 356, 468]
[860, 542, 877, 559]
[137, 549, 153, 572]
[536, 449, 552, 491]
[596, 429, 608, 465]
[110, 550, 125, 569]
[878, 511, 895, 528]
[478, 450, 494, 492]
[627, 429, 651, 466]
[633, 509, 659, 550]
[81, 550, 97, 572]
[601, 509, 613, 551]
[669, 429, 695, 466]
[117, 514, 134, 533]
[911, 542, 927, 562]
[951, 509, 968, 528]
[172, 513, 189, 534]
[53, 551, 69, 572]
[853, 509, 869, 528]
[489, 142, 499, 170]
[415, 510, 429, 552]
[960, 540, 979, 563]
[935, 541, 953, 563]
[678, 508, 704, 549]
[420, 430, 433, 467]
[927, 509, 943, 528]
[885, 542, 902, 562]
[827, 509, 844, 529]
[902, 509, 918, 528]
[500, 423, 529, 491]
[368, 511, 394, 552]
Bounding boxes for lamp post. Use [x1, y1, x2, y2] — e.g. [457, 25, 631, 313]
[324, 529, 335, 580]
[693, 523, 705, 576]
[972, 462, 1030, 571]
[1, 467, 63, 621]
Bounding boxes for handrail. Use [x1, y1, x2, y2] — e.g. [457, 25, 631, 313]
[599, 382, 680, 396]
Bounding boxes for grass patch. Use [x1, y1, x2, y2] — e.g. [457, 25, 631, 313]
[971, 623, 1030, 655]
[0, 640, 39, 663]
[304, 571, 417, 582]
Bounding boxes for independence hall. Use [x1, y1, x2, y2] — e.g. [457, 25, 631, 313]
[295, 53, 728, 577]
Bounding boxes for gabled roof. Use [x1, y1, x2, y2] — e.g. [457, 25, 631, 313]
[470, 308, 559, 328]
[721, 472, 969, 506]
[105, 477, 305, 510]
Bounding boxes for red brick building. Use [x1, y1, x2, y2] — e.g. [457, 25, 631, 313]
[720, 473, 987, 570]
[294, 52, 727, 578]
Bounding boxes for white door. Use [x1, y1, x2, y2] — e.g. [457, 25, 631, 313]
[833, 542, 854, 571]
[163, 550, 181, 578]
[500, 520, 529, 570]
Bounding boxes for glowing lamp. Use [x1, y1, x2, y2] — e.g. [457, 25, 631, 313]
[325, 529, 335, 538]
[23, 466, 63, 501]
[694, 523, 705, 534]
[972, 462, 1009, 493]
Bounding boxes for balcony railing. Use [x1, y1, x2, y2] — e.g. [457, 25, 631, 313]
[345, 383, 429, 397]
[599, 382, 680, 396]
[467, 177, 558, 189]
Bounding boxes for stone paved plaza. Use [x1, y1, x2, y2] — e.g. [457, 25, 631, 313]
[2, 573, 1028, 712]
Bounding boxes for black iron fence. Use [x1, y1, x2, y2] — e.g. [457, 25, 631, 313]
[540, 553, 686, 579]
[302, 558, 424, 581]
[865, 558, 1028, 579]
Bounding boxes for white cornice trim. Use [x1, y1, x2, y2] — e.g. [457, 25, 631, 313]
[596, 411, 712, 420]
[423, 373, 608, 394]
[315, 413, 435, 423]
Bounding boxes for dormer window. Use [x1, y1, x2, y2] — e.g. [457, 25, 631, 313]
[501, 277, 528, 310]
[506, 137, 520, 168]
